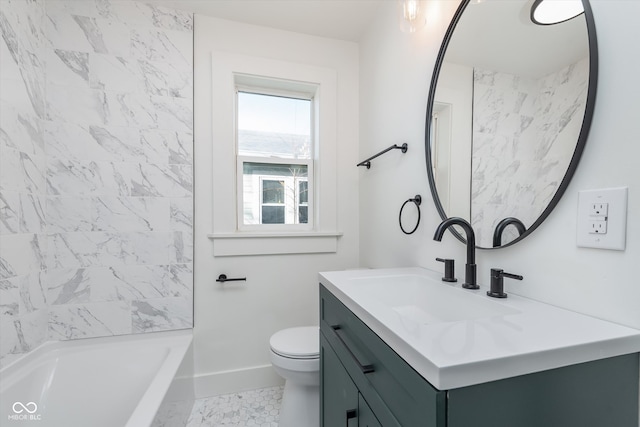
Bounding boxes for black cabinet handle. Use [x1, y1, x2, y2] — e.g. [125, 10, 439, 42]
[331, 325, 375, 374]
[346, 408, 357, 427]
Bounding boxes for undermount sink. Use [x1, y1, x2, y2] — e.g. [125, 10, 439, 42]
[346, 274, 519, 324]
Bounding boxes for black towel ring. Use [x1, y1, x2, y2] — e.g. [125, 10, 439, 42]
[399, 195, 422, 235]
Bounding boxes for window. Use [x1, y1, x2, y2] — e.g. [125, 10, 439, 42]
[236, 82, 315, 230]
[209, 52, 341, 256]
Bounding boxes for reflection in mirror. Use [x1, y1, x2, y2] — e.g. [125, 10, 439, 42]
[492, 217, 526, 248]
[427, 0, 596, 248]
[531, 0, 584, 25]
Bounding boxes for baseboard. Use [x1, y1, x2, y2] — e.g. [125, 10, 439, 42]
[193, 364, 285, 399]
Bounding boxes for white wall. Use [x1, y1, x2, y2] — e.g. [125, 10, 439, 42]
[359, 1, 452, 269]
[359, 0, 640, 401]
[193, 16, 359, 395]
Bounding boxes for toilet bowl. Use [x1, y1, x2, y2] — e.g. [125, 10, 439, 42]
[270, 326, 319, 427]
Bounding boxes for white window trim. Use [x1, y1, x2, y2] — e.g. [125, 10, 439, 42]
[209, 51, 341, 257]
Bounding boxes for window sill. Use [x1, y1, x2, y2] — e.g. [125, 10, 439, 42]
[207, 231, 343, 257]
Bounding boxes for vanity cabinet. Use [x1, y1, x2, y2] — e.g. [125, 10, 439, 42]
[321, 286, 446, 426]
[320, 332, 358, 426]
[320, 334, 385, 427]
[358, 394, 383, 427]
[320, 285, 639, 427]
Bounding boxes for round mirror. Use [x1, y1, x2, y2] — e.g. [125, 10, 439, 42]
[425, 0, 597, 248]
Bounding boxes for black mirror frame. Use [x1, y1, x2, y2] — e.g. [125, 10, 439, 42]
[425, 0, 598, 249]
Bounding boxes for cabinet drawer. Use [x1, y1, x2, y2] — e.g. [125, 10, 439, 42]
[321, 285, 446, 427]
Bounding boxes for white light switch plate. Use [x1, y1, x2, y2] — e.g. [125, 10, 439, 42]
[577, 187, 628, 250]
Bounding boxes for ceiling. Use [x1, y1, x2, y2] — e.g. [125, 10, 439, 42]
[146, 0, 589, 78]
[146, 0, 385, 42]
[443, 0, 589, 78]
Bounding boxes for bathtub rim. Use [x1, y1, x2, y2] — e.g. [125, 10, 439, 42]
[0, 329, 194, 427]
[125, 329, 193, 427]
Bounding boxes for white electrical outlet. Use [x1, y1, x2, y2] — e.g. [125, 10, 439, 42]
[590, 202, 608, 217]
[588, 219, 607, 234]
[577, 187, 628, 250]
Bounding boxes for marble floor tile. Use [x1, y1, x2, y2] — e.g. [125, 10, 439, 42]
[186, 386, 283, 427]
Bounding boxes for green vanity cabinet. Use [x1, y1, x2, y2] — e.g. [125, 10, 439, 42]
[446, 353, 640, 427]
[358, 394, 383, 427]
[320, 333, 358, 426]
[320, 333, 384, 427]
[320, 285, 640, 427]
[321, 286, 447, 427]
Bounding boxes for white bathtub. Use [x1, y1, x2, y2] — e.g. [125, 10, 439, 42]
[0, 330, 193, 427]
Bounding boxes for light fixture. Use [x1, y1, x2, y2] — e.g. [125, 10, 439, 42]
[531, 0, 584, 25]
[470, 0, 486, 4]
[398, 0, 426, 33]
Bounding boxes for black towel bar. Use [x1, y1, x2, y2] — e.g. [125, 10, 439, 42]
[216, 274, 246, 283]
[357, 143, 408, 169]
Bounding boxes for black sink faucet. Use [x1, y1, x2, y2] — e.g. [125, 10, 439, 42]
[433, 217, 479, 289]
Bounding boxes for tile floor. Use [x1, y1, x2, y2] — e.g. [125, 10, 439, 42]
[186, 386, 284, 427]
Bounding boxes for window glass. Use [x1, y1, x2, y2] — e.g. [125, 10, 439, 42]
[242, 162, 308, 225]
[298, 181, 309, 224]
[237, 92, 311, 159]
[262, 206, 285, 224]
[299, 181, 308, 204]
[262, 179, 285, 204]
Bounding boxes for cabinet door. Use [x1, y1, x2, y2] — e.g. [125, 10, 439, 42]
[358, 394, 382, 427]
[321, 333, 359, 427]
[321, 285, 446, 427]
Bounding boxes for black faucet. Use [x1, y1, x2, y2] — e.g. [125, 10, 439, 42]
[487, 268, 523, 298]
[433, 217, 479, 289]
[492, 217, 527, 247]
[435, 258, 457, 282]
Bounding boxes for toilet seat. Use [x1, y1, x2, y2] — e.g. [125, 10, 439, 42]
[270, 326, 319, 359]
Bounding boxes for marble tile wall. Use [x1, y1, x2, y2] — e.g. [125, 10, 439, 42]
[471, 58, 589, 247]
[1, 0, 49, 367]
[44, 0, 194, 341]
[0, 0, 193, 365]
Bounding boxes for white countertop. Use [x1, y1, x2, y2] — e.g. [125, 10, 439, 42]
[319, 267, 640, 390]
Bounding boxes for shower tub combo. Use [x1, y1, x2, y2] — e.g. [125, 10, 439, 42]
[0, 330, 194, 427]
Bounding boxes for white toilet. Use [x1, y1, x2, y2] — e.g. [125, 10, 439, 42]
[269, 326, 320, 427]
